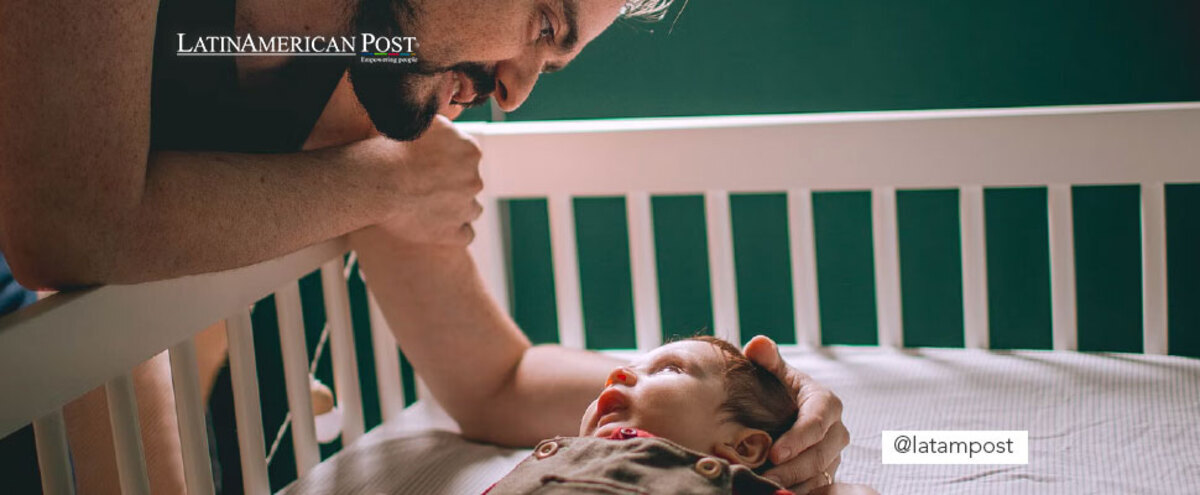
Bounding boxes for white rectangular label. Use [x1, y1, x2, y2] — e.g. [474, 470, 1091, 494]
[881, 430, 1029, 465]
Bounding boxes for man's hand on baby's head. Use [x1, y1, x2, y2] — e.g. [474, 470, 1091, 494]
[744, 336, 849, 494]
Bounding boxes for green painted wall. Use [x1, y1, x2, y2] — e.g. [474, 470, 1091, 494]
[503, 0, 1199, 121]
[730, 194, 796, 346]
[575, 197, 638, 349]
[652, 196, 715, 341]
[505, 199, 561, 345]
[1073, 185, 1143, 353]
[897, 189, 964, 348]
[812, 191, 878, 345]
[984, 188, 1053, 350]
[1167, 184, 1200, 358]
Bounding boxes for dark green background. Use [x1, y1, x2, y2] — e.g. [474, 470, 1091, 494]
[461, 0, 1200, 121]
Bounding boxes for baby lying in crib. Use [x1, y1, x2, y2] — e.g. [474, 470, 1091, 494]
[483, 336, 877, 495]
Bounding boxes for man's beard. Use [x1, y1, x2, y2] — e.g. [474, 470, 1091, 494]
[348, 0, 497, 141]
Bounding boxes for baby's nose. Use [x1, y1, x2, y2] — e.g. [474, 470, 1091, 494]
[604, 367, 637, 388]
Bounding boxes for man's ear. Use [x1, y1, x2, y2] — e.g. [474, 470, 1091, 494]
[712, 428, 772, 468]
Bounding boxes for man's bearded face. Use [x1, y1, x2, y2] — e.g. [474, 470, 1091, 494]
[347, 0, 495, 141]
[347, 0, 628, 141]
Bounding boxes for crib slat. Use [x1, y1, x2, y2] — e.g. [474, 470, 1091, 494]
[547, 194, 586, 348]
[627, 191, 662, 351]
[367, 290, 406, 421]
[1141, 183, 1168, 355]
[33, 409, 74, 495]
[705, 191, 740, 345]
[168, 339, 216, 495]
[1047, 185, 1079, 351]
[787, 189, 822, 347]
[321, 259, 366, 446]
[226, 309, 270, 495]
[274, 282, 320, 476]
[106, 372, 152, 495]
[469, 194, 512, 311]
[960, 186, 991, 349]
[872, 187, 903, 348]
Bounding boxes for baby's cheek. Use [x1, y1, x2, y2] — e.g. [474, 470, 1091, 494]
[578, 400, 599, 435]
[660, 383, 705, 407]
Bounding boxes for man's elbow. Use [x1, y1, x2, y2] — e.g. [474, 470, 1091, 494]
[456, 407, 533, 448]
[447, 379, 535, 447]
[440, 390, 513, 445]
[5, 248, 95, 290]
[1, 227, 106, 290]
[457, 415, 498, 444]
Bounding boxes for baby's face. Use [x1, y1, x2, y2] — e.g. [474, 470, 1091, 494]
[579, 340, 732, 453]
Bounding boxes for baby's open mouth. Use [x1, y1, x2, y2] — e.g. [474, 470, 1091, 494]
[593, 387, 629, 431]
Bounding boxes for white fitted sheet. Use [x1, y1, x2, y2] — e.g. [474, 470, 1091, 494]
[282, 347, 1200, 494]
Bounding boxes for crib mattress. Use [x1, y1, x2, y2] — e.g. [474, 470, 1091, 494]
[281, 347, 1200, 494]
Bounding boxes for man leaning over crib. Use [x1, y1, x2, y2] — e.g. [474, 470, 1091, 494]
[0, 0, 848, 492]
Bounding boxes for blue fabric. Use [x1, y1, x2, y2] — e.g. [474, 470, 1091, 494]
[0, 251, 36, 316]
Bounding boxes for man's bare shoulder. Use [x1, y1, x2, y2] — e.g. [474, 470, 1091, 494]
[0, 0, 162, 286]
[0, 0, 161, 156]
[1, 0, 160, 79]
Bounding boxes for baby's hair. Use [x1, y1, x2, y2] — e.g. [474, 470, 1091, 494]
[685, 336, 798, 441]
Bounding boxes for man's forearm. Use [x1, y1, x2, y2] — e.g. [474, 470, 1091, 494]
[353, 231, 620, 446]
[7, 144, 396, 287]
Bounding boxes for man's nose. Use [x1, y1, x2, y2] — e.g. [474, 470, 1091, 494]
[493, 61, 539, 112]
[604, 367, 637, 388]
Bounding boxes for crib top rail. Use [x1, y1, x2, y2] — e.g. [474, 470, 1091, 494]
[461, 102, 1200, 197]
[0, 237, 349, 438]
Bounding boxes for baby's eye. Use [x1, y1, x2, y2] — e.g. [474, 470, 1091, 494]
[654, 364, 683, 374]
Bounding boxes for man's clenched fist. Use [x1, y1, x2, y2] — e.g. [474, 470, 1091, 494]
[359, 115, 484, 245]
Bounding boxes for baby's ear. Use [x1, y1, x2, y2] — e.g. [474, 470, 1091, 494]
[713, 428, 772, 468]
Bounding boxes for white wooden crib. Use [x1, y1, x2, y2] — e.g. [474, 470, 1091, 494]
[1, 102, 1197, 494]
